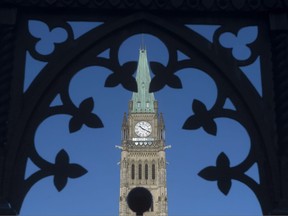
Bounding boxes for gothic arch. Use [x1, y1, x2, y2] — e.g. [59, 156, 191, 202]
[145, 163, 149, 180]
[152, 163, 156, 181]
[1, 11, 278, 214]
[131, 163, 135, 180]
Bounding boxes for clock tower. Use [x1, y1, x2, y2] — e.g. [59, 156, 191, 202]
[119, 49, 168, 216]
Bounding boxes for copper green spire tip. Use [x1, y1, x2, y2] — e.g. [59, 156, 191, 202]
[131, 49, 156, 113]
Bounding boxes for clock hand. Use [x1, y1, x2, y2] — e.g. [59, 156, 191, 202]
[140, 126, 150, 133]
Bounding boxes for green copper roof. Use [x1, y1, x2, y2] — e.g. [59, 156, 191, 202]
[131, 49, 156, 113]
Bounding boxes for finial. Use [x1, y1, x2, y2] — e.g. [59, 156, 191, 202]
[122, 112, 127, 125]
[140, 34, 146, 52]
[141, 34, 144, 50]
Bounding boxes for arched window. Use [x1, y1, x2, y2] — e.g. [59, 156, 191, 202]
[131, 164, 135, 180]
[139, 164, 142, 179]
[145, 164, 148, 180]
[152, 164, 156, 180]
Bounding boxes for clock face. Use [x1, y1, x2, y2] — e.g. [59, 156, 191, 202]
[135, 121, 152, 137]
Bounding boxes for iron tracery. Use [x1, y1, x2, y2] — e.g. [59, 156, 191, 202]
[0, 1, 287, 215]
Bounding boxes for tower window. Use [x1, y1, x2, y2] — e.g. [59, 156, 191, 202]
[145, 164, 148, 180]
[146, 102, 149, 108]
[139, 164, 142, 179]
[152, 164, 156, 180]
[137, 102, 141, 108]
[131, 164, 135, 180]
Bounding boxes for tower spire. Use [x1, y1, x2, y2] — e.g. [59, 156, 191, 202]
[119, 49, 168, 216]
[130, 48, 156, 113]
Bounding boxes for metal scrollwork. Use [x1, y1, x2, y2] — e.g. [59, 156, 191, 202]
[4, 12, 277, 215]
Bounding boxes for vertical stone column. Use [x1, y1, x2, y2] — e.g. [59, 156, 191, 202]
[0, 8, 17, 215]
[157, 151, 167, 216]
[270, 12, 288, 214]
[119, 151, 128, 216]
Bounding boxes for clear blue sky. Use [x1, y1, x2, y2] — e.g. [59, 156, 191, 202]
[20, 21, 262, 215]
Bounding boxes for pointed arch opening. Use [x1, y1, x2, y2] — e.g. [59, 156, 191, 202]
[131, 164, 135, 180]
[145, 163, 148, 180]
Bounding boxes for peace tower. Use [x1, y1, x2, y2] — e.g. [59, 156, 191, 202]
[119, 49, 168, 216]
